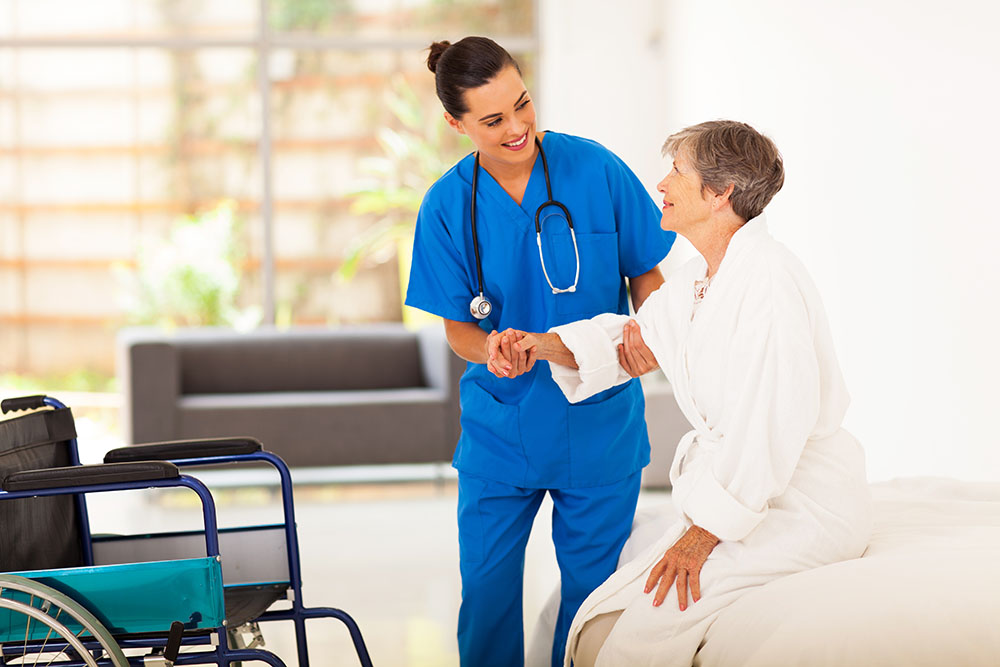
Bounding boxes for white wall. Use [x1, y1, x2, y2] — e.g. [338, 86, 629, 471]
[539, 0, 1000, 481]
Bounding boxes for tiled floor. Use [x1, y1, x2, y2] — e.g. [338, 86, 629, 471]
[85, 475, 670, 666]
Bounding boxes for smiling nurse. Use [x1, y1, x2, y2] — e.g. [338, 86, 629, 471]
[404, 36, 676, 667]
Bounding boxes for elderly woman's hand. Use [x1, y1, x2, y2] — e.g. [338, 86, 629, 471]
[645, 525, 719, 611]
[618, 320, 659, 377]
[486, 328, 536, 379]
[514, 331, 580, 369]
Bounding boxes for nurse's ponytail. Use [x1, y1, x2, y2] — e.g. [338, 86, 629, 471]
[426, 36, 521, 119]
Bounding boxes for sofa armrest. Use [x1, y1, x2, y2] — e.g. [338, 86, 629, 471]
[417, 323, 465, 457]
[640, 380, 687, 489]
[417, 324, 465, 391]
[117, 328, 180, 445]
[417, 324, 449, 392]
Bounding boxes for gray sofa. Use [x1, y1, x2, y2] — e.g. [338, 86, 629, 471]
[117, 324, 465, 468]
[117, 324, 689, 484]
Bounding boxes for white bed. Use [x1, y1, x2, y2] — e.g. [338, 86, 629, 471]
[528, 477, 1000, 666]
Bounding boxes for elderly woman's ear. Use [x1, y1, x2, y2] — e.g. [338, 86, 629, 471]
[712, 183, 736, 211]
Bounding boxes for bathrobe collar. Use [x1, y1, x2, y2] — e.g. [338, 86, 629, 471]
[685, 213, 770, 318]
[712, 213, 770, 279]
[672, 213, 771, 450]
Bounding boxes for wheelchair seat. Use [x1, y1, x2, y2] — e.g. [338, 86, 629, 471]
[225, 583, 289, 627]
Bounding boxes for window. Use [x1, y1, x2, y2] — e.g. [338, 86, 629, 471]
[0, 0, 537, 384]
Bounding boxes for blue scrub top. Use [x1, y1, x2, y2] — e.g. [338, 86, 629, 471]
[406, 131, 675, 488]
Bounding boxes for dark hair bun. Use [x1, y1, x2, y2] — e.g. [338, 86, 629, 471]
[427, 36, 520, 118]
[427, 41, 451, 73]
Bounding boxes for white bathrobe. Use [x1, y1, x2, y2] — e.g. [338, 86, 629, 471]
[549, 216, 872, 667]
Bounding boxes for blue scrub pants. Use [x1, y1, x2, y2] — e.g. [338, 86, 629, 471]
[456, 471, 642, 667]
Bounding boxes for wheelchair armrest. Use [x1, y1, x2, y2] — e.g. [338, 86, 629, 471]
[103, 437, 263, 464]
[2, 461, 179, 492]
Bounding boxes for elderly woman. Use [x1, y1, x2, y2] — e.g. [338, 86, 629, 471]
[514, 120, 872, 666]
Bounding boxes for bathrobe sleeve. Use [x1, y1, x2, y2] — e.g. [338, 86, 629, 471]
[547, 286, 672, 403]
[672, 266, 822, 542]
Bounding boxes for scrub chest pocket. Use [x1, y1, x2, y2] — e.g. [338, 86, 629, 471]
[543, 232, 623, 317]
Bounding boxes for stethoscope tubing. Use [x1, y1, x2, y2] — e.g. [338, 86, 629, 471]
[470, 149, 488, 306]
[537, 225, 579, 294]
[469, 136, 580, 318]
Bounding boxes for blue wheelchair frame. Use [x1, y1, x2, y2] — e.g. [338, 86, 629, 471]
[0, 396, 373, 666]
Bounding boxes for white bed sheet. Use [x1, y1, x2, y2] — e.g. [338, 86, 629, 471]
[527, 477, 1000, 666]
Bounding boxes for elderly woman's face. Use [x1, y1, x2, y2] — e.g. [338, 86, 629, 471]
[657, 150, 713, 235]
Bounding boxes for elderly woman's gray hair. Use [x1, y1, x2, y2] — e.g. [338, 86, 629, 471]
[663, 120, 784, 222]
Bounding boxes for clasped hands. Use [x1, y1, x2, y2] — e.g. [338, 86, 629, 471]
[485, 320, 659, 379]
[485, 329, 538, 379]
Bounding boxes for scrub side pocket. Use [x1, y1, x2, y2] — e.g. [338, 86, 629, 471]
[543, 232, 622, 317]
[454, 380, 528, 484]
[567, 381, 647, 486]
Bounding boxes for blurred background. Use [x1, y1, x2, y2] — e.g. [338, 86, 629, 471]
[2, 1, 999, 664]
[3, 0, 998, 482]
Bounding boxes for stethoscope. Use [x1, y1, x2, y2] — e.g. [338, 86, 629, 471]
[469, 136, 580, 320]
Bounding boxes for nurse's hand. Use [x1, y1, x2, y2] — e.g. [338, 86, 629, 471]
[486, 329, 536, 378]
[485, 330, 509, 377]
[618, 320, 659, 377]
[644, 525, 719, 611]
[503, 329, 536, 378]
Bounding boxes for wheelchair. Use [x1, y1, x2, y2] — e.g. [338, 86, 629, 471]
[0, 394, 373, 666]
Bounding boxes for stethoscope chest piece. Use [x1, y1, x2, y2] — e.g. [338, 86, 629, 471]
[470, 294, 492, 320]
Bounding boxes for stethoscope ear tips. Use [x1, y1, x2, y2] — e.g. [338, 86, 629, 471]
[470, 295, 492, 320]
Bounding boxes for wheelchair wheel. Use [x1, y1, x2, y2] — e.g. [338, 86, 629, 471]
[0, 574, 128, 666]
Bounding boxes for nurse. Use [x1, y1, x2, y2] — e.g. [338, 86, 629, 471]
[405, 36, 675, 667]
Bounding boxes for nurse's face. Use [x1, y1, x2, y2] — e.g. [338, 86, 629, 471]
[445, 66, 537, 172]
[657, 150, 714, 236]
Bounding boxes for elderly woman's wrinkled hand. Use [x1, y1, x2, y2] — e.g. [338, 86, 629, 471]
[486, 328, 536, 379]
[644, 525, 720, 611]
[618, 320, 659, 377]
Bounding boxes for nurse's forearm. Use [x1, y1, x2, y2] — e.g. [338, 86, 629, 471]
[527, 333, 579, 370]
[629, 267, 665, 311]
[443, 319, 490, 364]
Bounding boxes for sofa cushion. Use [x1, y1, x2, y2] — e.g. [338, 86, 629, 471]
[177, 328, 424, 394]
[176, 389, 451, 466]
